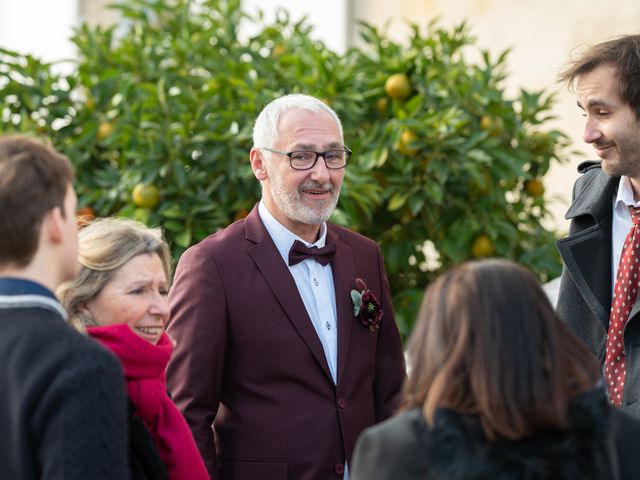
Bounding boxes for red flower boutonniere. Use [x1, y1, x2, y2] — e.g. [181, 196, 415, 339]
[350, 278, 383, 332]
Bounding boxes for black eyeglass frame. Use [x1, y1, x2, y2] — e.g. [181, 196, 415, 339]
[260, 146, 352, 170]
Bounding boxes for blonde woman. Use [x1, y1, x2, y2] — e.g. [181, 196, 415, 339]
[58, 218, 208, 480]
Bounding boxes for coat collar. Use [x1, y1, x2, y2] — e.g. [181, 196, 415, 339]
[557, 168, 619, 328]
[326, 226, 355, 384]
[564, 168, 618, 224]
[0, 277, 67, 321]
[410, 389, 612, 480]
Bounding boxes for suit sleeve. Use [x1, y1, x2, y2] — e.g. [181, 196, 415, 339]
[35, 352, 129, 479]
[373, 244, 407, 422]
[166, 244, 227, 479]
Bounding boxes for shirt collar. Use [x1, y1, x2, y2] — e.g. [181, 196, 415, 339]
[615, 176, 640, 209]
[258, 200, 327, 264]
[0, 277, 57, 300]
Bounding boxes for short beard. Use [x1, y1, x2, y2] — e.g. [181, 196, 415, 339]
[601, 149, 640, 179]
[266, 177, 340, 225]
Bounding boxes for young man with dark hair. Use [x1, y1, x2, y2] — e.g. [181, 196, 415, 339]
[557, 35, 640, 416]
[0, 135, 130, 479]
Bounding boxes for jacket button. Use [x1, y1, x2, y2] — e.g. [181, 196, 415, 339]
[334, 463, 345, 475]
[337, 398, 346, 409]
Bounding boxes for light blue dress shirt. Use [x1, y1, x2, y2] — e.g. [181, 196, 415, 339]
[258, 201, 339, 384]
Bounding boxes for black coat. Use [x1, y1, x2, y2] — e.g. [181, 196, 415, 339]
[554, 162, 640, 414]
[0, 300, 129, 479]
[351, 389, 640, 480]
[129, 403, 169, 480]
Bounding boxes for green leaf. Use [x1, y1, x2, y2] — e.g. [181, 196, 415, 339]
[350, 289, 363, 316]
[388, 192, 408, 211]
[175, 227, 192, 248]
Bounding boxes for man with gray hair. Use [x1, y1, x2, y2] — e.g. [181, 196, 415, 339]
[166, 94, 406, 480]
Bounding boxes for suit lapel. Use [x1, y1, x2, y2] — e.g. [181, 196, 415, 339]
[327, 226, 355, 386]
[557, 170, 617, 329]
[244, 207, 334, 383]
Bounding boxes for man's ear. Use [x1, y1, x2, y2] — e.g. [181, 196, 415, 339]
[250, 148, 268, 181]
[44, 206, 64, 245]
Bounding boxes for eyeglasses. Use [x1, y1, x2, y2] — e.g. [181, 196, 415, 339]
[261, 147, 352, 170]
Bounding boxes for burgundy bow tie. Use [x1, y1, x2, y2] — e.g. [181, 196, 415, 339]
[288, 240, 337, 266]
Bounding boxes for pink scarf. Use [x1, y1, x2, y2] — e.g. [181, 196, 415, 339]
[88, 324, 209, 480]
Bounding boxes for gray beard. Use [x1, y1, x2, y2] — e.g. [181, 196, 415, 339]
[266, 183, 339, 226]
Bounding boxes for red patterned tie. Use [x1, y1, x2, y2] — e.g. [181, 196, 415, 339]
[606, 206, 640, 406]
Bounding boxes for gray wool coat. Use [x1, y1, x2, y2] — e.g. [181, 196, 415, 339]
[556, 161, 640, 417]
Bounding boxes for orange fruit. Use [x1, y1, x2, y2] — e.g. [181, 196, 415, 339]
[471, 234, 495, 258]
[397, 129, 419, 156]
[132, 183, 160, 209]
[529, 131, 552, 154]
[76, 206, 96, 227]
[384, 73, 411, 100]
[479, 115, 492, 131]
[97, 121, 114, 141]
[479, 115, 504, 137]
[234, 209, 249, 221]
[525, 178, 545, 197]
[376, 97, 388, 113]
[76, 206, 94, 217]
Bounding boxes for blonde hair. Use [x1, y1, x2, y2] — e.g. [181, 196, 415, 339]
[57, 217, 172, 332]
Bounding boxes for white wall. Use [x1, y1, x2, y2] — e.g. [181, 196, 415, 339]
[242, 0, 348, 53]
[79, 0, 120, 27]
[0, 0, 78, 66]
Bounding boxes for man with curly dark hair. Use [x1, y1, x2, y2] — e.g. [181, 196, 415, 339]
[557, 35, 640, 415]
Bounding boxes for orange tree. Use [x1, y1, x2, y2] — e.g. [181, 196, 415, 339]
[341, 21, 570, 334]
[0, 0, 569, 338]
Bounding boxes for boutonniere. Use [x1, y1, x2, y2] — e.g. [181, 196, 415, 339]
[350, 278, 383, 332]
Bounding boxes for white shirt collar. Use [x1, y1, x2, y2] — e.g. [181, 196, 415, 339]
[615, 176, 640, 208]
[257, 200, 327, 264]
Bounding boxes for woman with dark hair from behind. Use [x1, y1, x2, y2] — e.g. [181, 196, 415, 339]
[351, 259, 640, 480]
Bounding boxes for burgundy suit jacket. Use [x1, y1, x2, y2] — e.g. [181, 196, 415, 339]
[166, 205, 406, 480]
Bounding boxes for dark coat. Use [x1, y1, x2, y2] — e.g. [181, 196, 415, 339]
[166, 205, 406, 480]
[350, 389, 640, 480]
[0, 300, 129, 479]
[555, 162, 640, 415]
[129, 403, 169, 480]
